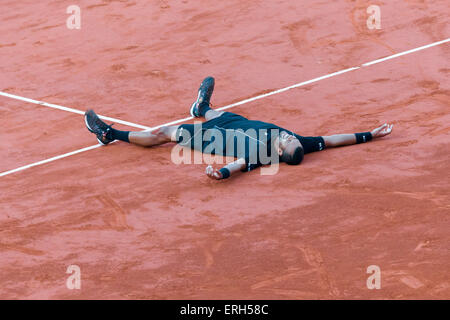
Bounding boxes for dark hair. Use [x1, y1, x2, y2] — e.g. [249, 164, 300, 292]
[280, 146, 304, 165]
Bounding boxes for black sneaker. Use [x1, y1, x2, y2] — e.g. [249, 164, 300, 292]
[190, 76, 215, 117]
[84, 109, 114, 145]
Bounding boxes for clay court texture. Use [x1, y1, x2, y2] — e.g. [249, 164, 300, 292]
[0, 0, 449, 299]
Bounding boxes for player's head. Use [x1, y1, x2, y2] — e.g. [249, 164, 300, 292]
[276, 131, 304, 165]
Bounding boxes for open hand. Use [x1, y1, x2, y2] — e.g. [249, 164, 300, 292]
[205, 165, 223, 180]
[371, 123, 393, 138]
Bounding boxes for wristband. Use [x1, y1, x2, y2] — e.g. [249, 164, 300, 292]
[219, 167, 231, 179]
[355, 132, 372, 144]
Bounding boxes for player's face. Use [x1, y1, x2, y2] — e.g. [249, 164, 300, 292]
[276, 131, 301, 156]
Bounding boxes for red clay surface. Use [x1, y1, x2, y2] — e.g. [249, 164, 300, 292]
[0, 0, 449, 299]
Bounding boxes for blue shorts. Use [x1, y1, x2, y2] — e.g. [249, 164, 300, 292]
[176, 112, 246, 151]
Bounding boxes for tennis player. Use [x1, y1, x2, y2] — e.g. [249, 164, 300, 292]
[85, 77, 393, 180]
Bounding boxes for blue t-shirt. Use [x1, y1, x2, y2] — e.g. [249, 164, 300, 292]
[177, 113, 325, 172]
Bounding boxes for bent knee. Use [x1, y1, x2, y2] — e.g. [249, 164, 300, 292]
[159, 125, 179, 142]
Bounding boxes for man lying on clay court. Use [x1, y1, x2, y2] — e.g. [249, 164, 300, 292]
[84, 77, 393, 180]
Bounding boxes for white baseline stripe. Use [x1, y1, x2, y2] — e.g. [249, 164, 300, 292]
[0, 91, 152, 130]
[362, 38, 450, 67]
[1, 38, 449, 178]
[218, 67, 360, 111]
[0, 144, 102, 177]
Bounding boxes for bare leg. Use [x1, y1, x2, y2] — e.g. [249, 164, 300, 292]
[204, 109, 224, 121]
[128, 125, 179, 147]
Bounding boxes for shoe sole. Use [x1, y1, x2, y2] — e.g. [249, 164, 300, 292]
[85, 111, 108, 146]
[190, 77, 214, 117]
[96, 138, 108, 146]
[190, 91, 201, 117]
[84, 113, 94, 133]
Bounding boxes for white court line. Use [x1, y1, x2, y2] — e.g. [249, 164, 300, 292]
[0, 92, 152, 130]
[0, 37, 449, 178]
[218, 67, 361, 111]
[362, 38, 450, 66]
[0, 144, 103, 177]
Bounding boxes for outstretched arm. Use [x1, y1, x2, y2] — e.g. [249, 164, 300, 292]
[205, 158, 247, 180]
[323, 123, 393, 148]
